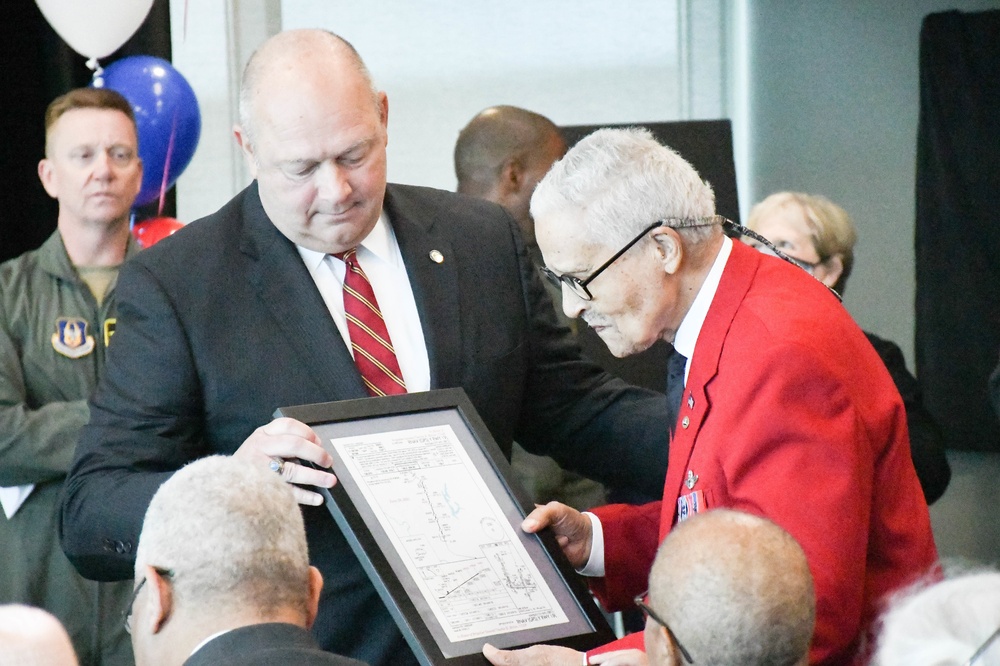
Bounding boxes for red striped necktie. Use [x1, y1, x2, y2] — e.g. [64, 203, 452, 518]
[335, 248, 407, 397]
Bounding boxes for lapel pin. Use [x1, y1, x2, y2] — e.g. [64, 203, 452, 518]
[685, 470, 699, 489]
[687, 394, 694, 409]
[429, 250, 444, 263]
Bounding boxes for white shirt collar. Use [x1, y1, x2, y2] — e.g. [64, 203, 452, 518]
[189, 629, 229, 658]
[296, 211, 396, 267]
[672, 235, 733, 368]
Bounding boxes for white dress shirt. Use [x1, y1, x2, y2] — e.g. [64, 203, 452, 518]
[579, 235, 733, 577]
[296, 212, 431, 393]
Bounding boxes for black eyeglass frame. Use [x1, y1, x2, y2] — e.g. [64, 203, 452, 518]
[539, 215, 727, 302]
[634, 593, 694, 664]
[124, 567, 174, 635]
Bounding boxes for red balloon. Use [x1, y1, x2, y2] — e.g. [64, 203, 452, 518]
[132, 217, 184, 248]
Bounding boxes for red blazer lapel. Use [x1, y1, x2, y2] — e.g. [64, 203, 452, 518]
[658, 241, 762, 536]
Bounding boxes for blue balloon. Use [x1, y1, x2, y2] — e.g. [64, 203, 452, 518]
[93, 56, 201, 207]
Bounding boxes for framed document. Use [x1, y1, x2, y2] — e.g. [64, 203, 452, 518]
[276, 388, 614, 666]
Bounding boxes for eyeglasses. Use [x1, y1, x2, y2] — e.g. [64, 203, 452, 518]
[732, 221, 842, 302]
[751, 242, 822, 274]
[964, 625, 1000, 666]
[124, 567, 174, 634]
[539, 215, 727, 301]
[634, 592, 694, 664]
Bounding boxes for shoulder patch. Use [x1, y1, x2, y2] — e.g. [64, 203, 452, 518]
[52, 317, 95, 358]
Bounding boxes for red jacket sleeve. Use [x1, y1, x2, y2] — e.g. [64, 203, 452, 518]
[587, 501, 661, 612]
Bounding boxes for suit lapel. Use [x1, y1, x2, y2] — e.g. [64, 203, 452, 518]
[238, 184, 367, 399]
[384, 186, 463, 389]
[659, 241, 761, 536]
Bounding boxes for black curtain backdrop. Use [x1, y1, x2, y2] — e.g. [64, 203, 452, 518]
[915, 9, 1000, 452]
[1, 0, 172, 263]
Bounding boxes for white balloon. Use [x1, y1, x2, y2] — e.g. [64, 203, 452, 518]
[35, 0, 155, 60]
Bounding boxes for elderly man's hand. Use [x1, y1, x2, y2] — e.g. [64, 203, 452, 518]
[483, 643, 583, 666]
[234, 417, 336, 505]
[521, 501, 593, 569]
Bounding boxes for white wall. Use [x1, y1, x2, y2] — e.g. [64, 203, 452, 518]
[170, 0, 734, 221]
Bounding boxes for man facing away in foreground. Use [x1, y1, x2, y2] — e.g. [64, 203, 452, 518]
[61, 30, 669, 666]
[641, 509, 814, 666]
[0, 604, 80, 666]
[127, 456, 365, 666]
[484, 128, 937, 665]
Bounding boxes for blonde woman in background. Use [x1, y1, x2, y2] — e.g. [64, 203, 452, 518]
[747, 192, 951, 504]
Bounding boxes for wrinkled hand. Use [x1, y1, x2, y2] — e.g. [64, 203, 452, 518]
[483, 643, 583, 666]
[588, 649, 648, 666]
[234, 417, 336, 505]
[521, 501, 593, 569]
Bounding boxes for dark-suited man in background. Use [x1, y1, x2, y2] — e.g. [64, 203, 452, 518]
[61, 29, 668, 666]
[455, 105, 606, 511]
[455, 106, 567, 257]
[128, 456, 365, 666]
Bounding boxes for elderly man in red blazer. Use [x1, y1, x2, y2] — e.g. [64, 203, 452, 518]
[484, 128, 937, 666]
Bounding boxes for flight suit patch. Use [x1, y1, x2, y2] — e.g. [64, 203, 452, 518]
[51, 317, 95, 359]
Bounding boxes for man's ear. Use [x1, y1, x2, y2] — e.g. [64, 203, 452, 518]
[377, 91, 389, 131]
[650, 226, 684, 275]
[305, 566, 324, 630]
[232, 125, 259, 180]
[498, 157, 525, 196]
[145, 565, 173, 635]
[38, 159, 58, 199]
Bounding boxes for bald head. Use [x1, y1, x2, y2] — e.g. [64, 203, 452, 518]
[238, 29, 379, 147]
[645, 510, 815, 666]
[0, 605, 79, 666]
[454, 106, 566, 240]
[232, 29, 390, 255]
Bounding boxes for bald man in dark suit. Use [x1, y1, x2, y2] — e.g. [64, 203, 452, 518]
[61, 29, 668, 666]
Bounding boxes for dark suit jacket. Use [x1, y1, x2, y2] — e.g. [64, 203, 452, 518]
[61, 183, 668, 666]
[185, 623, 366, 666]
[865, 331, 951, 503]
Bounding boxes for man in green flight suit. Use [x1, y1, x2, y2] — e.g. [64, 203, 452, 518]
[0, 87, 143, 664]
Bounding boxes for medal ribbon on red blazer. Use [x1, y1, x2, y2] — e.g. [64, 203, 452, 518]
[335, 248, 407, 397]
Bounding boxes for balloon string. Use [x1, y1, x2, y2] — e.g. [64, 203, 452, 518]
[184, 0, 189, 41]
[87, 58, 104, 81]
[158, 111, 178, 217]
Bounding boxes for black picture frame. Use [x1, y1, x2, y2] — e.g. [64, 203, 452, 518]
[276, 388, 614, 666]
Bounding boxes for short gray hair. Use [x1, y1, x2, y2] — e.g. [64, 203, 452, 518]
[136, 456, 311, 617]
[238, 29, 379, 147]
[530, 127, 716, 247]
[648, 509, 815, 666]
[872, 568, 1000, 666]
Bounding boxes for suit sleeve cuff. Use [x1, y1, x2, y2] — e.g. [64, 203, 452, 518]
[577, 511, 605, 577]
